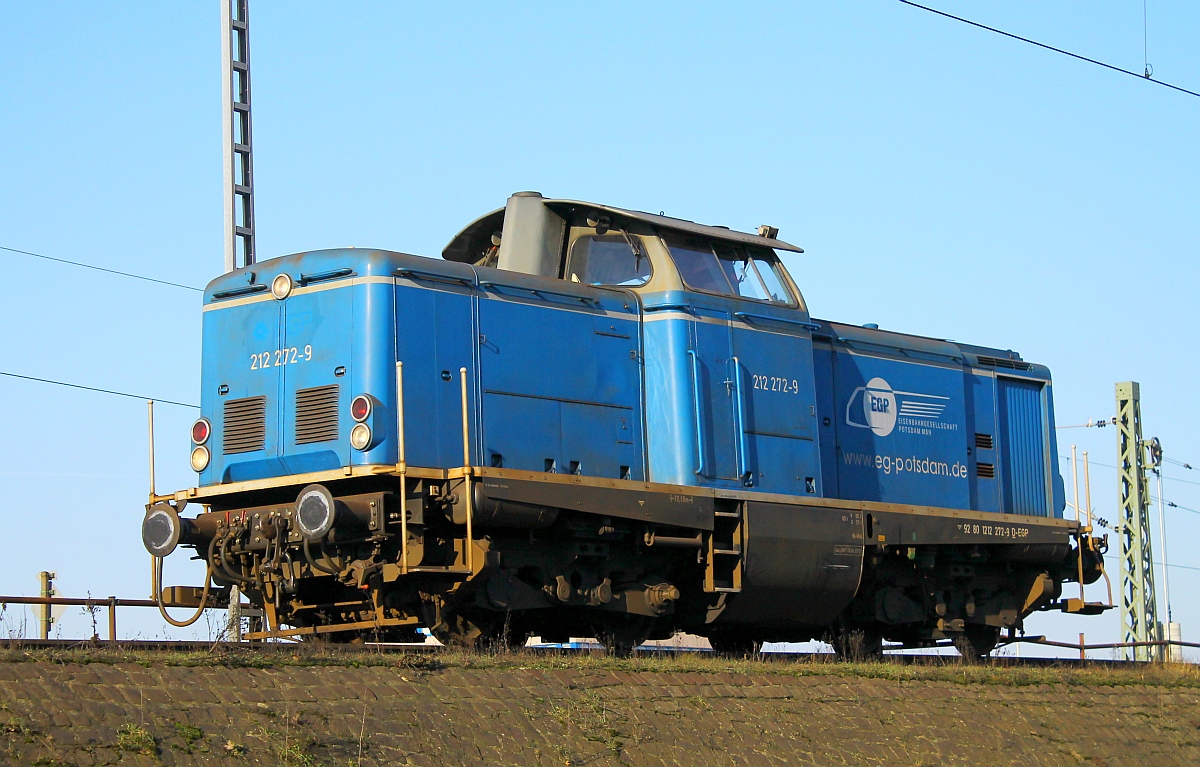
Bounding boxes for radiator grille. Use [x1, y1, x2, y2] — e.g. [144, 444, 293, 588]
[295, 385, 340, 445]
[223, 396, 267, 454]
[977, 462, 996, 479]
[977, 355, 1032, 371]
[975, 433, 994, 450]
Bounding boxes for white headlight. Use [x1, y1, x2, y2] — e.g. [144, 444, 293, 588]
[271, 273, 293, 300]
[190, 445, 210, 472]
[350, 423, 372, 451]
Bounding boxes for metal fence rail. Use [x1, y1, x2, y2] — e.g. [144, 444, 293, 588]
[2, 594, 1195, 661]
[0, 595, 244, 642]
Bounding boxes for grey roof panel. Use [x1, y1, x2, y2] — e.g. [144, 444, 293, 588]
[442, 197, 803, 262]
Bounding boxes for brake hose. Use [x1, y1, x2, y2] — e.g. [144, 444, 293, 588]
[151, 538, 215, 628]
[219, 532, 255, 585]
[303, 538, 340, 575]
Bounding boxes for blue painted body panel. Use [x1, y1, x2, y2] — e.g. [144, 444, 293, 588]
[824, 349, 971, 509]
[967, 372, 1001, 513]
[198, 248, 1062, 519]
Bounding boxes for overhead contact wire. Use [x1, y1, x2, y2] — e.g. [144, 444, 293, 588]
[898, 0, 1200, 99]
[0, 371, 198, 409]
[1, 245, 203, 292]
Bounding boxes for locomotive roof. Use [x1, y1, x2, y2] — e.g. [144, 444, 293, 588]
[442, 197, 804, 263]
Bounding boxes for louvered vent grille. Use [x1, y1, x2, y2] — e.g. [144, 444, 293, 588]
[977, 462, 996, 479]
[977, 355, 1032, 371]
[295, 385, 340, 445]
[223, 396, 267, 454]
[975, 433, 994, 450]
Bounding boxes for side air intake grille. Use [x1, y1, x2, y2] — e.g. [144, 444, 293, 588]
[977, 462, 996, 479]
[975, 433, 994, 450]
[295, 385, 340, 445]
[223, 396, 267, 454]
[977, 355, 1032, 372]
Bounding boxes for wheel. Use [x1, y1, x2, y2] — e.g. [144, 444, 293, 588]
[707, 631, 762, 657]
[953, 626, 1000, 662]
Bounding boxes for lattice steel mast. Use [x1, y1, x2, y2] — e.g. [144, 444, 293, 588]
[1115, 381, 1159, 661]
[222, 0, 256, 272]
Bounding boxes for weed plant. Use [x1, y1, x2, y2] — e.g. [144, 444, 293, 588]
[0, 642, 1196, 689]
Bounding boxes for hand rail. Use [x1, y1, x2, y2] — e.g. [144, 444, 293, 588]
[643, 302, 692, 313]
[687, 350, 706, 476]
[733, 311, 820, 332]
[299, 267, 353, 286]
[396, 361, 409, 575]
[476, 280, 599, 307]
[393, 267, 476, 287]
[459, 367, 474, 574]
[730, 356, 749, 482]
[211, 283, 269, 300]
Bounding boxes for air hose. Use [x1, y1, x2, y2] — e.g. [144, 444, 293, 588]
[151, 542, 214, 629]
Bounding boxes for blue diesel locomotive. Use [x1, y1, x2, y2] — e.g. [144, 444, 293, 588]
[143, 192, 1107, 655]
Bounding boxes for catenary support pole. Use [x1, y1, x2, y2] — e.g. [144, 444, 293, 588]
[221, 0, 255, 272]
[1115, 382, 1158, 661]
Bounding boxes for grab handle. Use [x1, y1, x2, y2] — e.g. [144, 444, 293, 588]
[687, 350, 706, 476]
[733, 311, 820, 332]
[730, 356, 749, 482]
[477, 280, 599, 307]
[394, 267, 476, 287]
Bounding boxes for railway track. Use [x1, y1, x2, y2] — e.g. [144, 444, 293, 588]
[0, 637, 1156, 667]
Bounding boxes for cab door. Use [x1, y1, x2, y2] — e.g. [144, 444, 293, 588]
[663, 233, 820, 492]
[690, 305, 740, 482]
[730, 313, 821, 495]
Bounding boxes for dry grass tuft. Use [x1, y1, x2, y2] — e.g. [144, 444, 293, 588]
[0, 643, 1196, 688]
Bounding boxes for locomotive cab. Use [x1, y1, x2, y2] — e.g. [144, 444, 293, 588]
[443, 191, 824, 496]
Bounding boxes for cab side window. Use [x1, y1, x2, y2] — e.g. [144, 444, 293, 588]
[745, 245, 790, 303]
[567, 235, 651, 286]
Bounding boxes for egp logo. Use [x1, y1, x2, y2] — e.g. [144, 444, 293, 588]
[846, 377, 897, 437]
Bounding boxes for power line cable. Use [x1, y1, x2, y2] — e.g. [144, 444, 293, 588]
[1, 245, 203, 292]
[1057, 452, 1199, 486]
[1151, 496, 1200, 518]
[1163, 562, 1200, 573]
[898, 0, 1200, 99]
[0, 371, 198, 409]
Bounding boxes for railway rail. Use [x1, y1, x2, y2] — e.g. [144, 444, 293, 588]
[0, 636, 1194, 668]
[4, 593, 1193, 663]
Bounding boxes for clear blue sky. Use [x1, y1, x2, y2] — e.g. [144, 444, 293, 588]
[1, 2, 1196, 651]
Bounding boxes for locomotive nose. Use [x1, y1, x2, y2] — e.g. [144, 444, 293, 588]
[142, 503, 183, 557]
[295, 484, 338, 540]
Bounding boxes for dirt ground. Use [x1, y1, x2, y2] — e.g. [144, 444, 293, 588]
[1, 647, 1197, 766]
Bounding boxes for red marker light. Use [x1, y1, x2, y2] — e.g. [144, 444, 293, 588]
[191, 418, 211, 445]
[351, 395, 371, 422]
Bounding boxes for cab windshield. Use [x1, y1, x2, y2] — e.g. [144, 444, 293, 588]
[662, 233, 792, 304]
